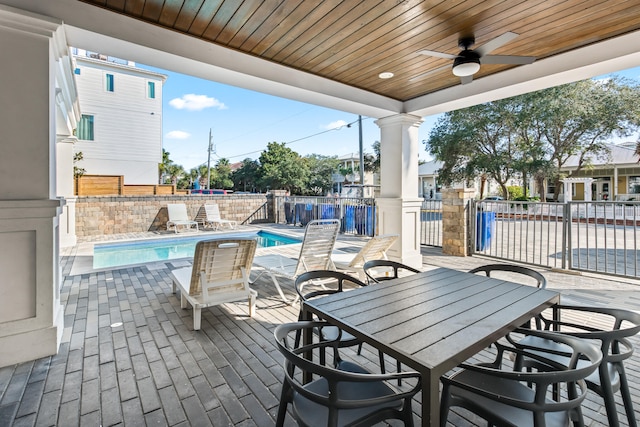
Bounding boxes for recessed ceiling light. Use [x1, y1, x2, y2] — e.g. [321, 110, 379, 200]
[378, 72, 394, 79]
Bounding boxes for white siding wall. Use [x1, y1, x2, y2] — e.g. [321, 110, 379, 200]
[74, 57, 164, 184]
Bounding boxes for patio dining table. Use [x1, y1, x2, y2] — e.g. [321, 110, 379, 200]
[301, 266, 560, 427]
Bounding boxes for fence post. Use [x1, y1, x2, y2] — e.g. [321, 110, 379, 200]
[269, 190, 287, 224]
[442, 187, 476, 256]
[563, 202, 571, 270]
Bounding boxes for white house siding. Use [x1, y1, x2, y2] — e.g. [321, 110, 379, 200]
[73, 54, 165, 184]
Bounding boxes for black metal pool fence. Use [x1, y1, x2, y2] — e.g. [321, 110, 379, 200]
[275, 196, 376, 236]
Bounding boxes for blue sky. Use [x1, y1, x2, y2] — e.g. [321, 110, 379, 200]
[140, 64, 640, 172]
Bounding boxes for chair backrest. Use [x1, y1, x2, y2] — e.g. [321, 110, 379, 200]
[189, 238, 257, 296]
[537, 304, 640, 368]
[167, 203, 190, 222]
[274, 321, 421, 420]
[363, 259, 421, 283]
[463, 328, 602, 424]
[348, 234, 398, 268]
[295, 270, 367, 302]
[204, 204, 222, 221]
[294, 219, 341, 276]
[468, 263, 547, 289]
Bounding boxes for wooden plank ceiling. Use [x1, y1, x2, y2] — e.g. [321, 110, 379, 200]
[79, 0, 640, 102]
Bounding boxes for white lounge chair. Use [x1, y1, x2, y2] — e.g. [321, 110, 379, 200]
[251, 219, 340, 304]
[331, 234, 399, 280]
[166, 203, 198, 233]
[201, 204, 237, 230]
[170, 237, 257, 330]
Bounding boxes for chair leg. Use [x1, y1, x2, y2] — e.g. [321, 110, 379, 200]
[248, 290, 257, 317]
[193, 306, 201, 330]
[180, 293, 187, 309]
[172, 279, 177, 294]
[378, 350, 386, 373]
[268, 274, 290, 304]
[276, 382, 292, 427]
[618, 368, 637, 427]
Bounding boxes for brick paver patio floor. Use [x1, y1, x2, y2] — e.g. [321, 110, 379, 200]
[1, 224, 639, 426]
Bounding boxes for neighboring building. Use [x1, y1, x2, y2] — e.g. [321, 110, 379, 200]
[418, 160, 516, 200]
[72, 49, 167, 184]
[552, 142, 640, 201]
[333, 152, 378, 197]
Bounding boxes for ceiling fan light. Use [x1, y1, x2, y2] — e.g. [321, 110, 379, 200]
[452, 60, 480, 77]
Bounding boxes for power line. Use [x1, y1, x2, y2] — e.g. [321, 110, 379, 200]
[190, 116, 371, 168]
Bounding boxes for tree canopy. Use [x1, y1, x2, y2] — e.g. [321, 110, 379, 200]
[258, 142, 309, 193]
[424, 77, 640, 199]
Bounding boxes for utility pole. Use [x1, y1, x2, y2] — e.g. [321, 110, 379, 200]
[358, 115, 364, 190]
[206, 128, 213, 190]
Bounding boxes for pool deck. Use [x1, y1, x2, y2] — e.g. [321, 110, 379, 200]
[1, 223, 639, 426]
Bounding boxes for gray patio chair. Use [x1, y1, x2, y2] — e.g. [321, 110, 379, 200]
[274, 321, 421, 427]
[362, 259, 421, 381]
[508, 305, 640, 427]
[468, 263, 547, 288]
[362, 259, 421, 285]
[440, 328, 602, 427]
[295, 270, 369, 368]
[469, 263, 547, 328]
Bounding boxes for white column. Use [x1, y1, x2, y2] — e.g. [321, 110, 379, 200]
[0, 5, 65, 367]
[375, 114, 423, 269]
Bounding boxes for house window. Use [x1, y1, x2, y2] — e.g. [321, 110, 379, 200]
[629, 176, 640, 194]
[77, 114, 94, 141]
[106, 73, 114, 92]
[148, 81, 155, 99]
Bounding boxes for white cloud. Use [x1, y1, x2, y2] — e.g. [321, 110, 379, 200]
[165, 130, 191, 139]
[324, 120, 348, 130]
[169, 94, 227, 111]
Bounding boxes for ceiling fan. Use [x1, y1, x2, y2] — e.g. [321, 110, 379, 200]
[411, 32, 535, 84]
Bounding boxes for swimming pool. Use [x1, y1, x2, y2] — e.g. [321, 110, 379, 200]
[93, 231, 300, 269]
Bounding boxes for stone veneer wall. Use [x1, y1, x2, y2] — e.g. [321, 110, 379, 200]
[441, 188, 475, 256]
[74, 195, 269, 237]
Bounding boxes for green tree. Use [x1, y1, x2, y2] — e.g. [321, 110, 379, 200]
[304, 154, 339, 195]
[73, 151, 86, 178]
[159, 149, 172, 184]
[425, 98, 520, 198]
[424, 77, 640, 200]
[518, 77, 640, 200]
[166, 164, 185, 185]
[258, 142, 309, 193]
[212, 158, 233, 189]
[232, 158, 261, 192]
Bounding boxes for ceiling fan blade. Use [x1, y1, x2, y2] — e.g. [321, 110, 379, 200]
[417, 49, 458, 60]
[409, 64, 451, 82]
[481, 55, 536, 65]
[460, 75, 473, 85]
[475, 31, 519, 57]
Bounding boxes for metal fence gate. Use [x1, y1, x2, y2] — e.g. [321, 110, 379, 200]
[420, 199, 443, 247]
[472, 200, 640, 279]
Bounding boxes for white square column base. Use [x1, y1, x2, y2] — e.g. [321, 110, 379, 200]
[376, 197, 423, 269]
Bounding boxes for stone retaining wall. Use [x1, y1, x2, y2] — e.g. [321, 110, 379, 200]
[74, 194, 269, 237]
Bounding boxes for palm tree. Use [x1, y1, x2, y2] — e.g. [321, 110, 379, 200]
[159, 149, 172, 184]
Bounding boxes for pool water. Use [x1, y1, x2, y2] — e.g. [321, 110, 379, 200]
[93, 231, 300, 269]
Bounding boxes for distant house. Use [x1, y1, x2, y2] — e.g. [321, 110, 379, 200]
[418, 160, 513, 199]
[552, 142, 640, 201]
[333, 152, 378, 197]
[72, 49, 167, 184]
